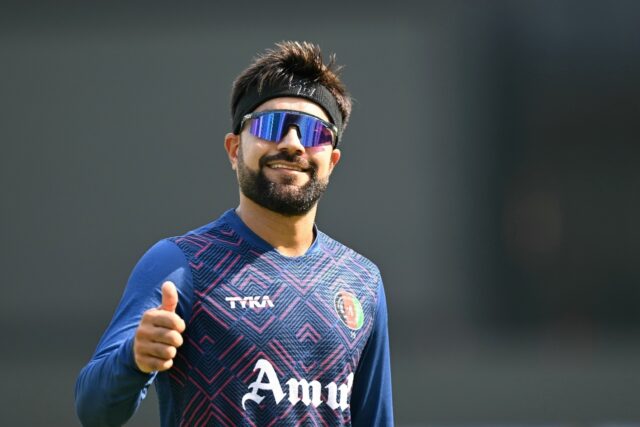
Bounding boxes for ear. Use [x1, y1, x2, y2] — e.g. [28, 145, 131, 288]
[224, 133, 240, 170]
[328, 148, 341, 175]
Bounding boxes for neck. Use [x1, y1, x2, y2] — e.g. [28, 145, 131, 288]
[236, 195, 317, 257]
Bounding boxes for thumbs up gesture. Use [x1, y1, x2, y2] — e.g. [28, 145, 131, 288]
[133, 281, 186, 373]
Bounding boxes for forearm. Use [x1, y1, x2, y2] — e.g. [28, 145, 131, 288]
[75, 336, 154, 427]
[350, 279, 394, 426]
[75, 239, 192, 426]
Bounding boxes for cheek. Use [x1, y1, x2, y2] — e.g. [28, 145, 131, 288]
[240, 145, 265, 170]
[307, 146, 335, 173]
[313, 157, 335, 178]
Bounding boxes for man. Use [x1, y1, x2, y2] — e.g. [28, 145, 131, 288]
[75, 41, 393, 427]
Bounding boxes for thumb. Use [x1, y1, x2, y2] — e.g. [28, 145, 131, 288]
[160, 281, 179, 313]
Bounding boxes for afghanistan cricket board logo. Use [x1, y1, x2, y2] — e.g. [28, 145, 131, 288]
[334, 291, 364, 331]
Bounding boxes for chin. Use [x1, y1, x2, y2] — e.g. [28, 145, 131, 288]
[271, 176, 309, 187]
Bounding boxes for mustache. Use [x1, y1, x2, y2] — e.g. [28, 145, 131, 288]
[259, 152, 315, 172]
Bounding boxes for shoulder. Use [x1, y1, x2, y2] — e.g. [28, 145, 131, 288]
[168, 209, 238, 254]
[133, 238, 188, 278]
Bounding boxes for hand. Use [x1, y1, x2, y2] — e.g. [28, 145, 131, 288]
[133, 281, 186, 373]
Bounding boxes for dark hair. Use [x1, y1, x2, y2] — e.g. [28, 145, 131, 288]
[231, 41, 352, 132]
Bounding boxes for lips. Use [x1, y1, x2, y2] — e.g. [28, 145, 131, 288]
[259, 153, 314, 175]
[266, 161, 307, 172]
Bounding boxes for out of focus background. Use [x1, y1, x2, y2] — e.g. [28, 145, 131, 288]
[1, 1, 639, 425]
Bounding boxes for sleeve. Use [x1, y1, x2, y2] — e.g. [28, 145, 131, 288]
[349, 278, 394, 427]
[75, 239, 193, 427]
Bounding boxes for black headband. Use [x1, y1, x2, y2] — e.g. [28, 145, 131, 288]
[232, 77, 343, 137]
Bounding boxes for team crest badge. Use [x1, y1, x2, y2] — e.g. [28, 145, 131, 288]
[334, 291, 364, 331]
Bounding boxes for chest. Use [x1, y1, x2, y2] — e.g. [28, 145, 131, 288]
[185, 250, 375, 379]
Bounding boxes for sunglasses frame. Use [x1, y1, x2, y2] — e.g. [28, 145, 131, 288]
[240, 109, 339, 148]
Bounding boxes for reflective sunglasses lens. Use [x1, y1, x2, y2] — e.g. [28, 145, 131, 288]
[296, 115, 335, 147]
[248, 112, 285, 142]
[248, 112, 335, 147]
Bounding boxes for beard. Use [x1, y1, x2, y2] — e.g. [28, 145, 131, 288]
[236, 144, 329, 217]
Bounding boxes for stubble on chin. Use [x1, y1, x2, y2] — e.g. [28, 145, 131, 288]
[236, 144, 328, 216]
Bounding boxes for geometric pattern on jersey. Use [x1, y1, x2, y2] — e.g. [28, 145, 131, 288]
[168, 210, 380, 427]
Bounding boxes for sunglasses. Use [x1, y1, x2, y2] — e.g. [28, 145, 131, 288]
[241, 110, 339, 148]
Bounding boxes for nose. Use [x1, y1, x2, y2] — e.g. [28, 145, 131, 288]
[276, 126, 305, 154]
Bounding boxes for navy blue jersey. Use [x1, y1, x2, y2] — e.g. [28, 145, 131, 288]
[76, 209, 393, 426]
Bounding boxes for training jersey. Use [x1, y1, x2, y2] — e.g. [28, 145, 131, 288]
[75, 209, 393, 426]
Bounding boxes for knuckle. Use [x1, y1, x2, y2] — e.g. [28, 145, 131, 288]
[174, 332, 184, 347]
[156, 346, 170, 359]
[141, 309, 156, 322]
[166, 346, 177, 359]
[133, 336, 146, 353]
[168, 313, 182, 328]
[166, 330, 183, 347]
[174, 320, 186, 333]
[166, 313, 185, 331]
[159, 359, 173, 371]
[157, 312, 175, 328]
[135, 326, 152, 344]
[153, 344, 175, 360]
[135, 326, 147, 338]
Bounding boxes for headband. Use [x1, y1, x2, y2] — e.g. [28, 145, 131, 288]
[232, 77, 343, 137]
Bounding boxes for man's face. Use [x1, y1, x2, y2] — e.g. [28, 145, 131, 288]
[226, 97, 341, 216]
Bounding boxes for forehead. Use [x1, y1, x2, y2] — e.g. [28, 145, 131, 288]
[253, 97, 330, 122]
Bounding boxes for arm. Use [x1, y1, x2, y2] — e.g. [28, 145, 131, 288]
[75, 239, 192, 427]
[350, 279, 394, 427]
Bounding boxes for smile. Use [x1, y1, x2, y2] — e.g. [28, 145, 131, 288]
[267, 162, 306, 172]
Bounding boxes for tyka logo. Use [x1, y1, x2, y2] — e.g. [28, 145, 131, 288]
[242, 359, 353, 411]
[225, 296, 274, 309]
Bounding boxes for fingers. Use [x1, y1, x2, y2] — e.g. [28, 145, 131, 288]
[135, 354, 175, 373]
[139, 325, 184, 348]
[134, 333, 176, 373]
[136, 313, 185, 348]
[160, 281, 179, 313]
[134, 323, 184, 373]
[142, 309, 186, 333]
[143, 342, 178, 360]
[133, 282, 186, 373]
